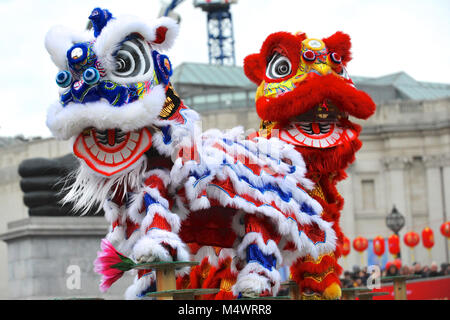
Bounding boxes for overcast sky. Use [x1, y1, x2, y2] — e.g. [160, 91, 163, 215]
[0, 0, 449, 138]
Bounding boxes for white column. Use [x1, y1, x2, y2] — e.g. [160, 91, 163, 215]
[424, 155, 446, 265]
[382, 156, 412, 265]
[338, 164, 356, 270]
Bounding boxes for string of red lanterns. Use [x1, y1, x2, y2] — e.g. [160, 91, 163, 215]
[343, 222, 449, 256]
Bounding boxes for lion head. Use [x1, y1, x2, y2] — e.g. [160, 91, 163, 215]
[244, 31, 376, 175]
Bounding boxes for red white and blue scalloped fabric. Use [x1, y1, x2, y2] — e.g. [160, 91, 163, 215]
[171, 127, 337, 260]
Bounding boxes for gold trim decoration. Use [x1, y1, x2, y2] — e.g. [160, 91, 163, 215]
[219, 278, 236, 292]
[303, 252, 335, 264]
[303, 268, 334, 283]
[300, 292, 322, 300]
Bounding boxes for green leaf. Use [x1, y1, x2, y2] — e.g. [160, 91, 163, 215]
[110, 253, 136, 271]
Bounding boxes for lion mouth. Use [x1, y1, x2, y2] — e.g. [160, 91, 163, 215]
[278, 100, 357, 148]
[73, 127, 152, 176]
[294, 100, 348, 123]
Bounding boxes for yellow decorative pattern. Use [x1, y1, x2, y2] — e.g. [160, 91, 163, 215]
[159, 84, 177, 119]
[308, 183, 326, 201]
[259, 120, 276, 137]
[219, 278, 236, 292]
[303, 268, 334, 283]
[300, 292, 322, 300]
[303, 252, 335, 264]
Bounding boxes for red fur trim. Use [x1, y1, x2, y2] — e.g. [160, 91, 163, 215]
[138, 269, 152, 280]
[176, 273, 191, 290]
[257, 74, 375, 122]
[125, 218, 140, 239]
[201, 257, 237, 300]
[146, 214, 171, 233]
[189, 257, 211, 290]
[291, 255, 339, 275]
[322, 31, 352, 65]
[180, 207, 237, 248]
[243, 54, 264, 84]
[144, 174, 167, 198]
[245, 214, 281, 244]
[214, 290, 236, 300]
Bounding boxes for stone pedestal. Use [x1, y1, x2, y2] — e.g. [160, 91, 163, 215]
[0, 216, 133, 299]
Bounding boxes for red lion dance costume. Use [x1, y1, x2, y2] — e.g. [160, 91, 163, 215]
[243, 31, 376, 299]
[44, 8, 374, 300]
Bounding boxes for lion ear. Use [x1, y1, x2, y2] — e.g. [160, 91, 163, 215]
[322, 31, 352, 65]
[147, 17, 179, 51]
[244, 53, 264, 84]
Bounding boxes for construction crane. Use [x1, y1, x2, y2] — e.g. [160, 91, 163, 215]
[159, 0, 237, 66]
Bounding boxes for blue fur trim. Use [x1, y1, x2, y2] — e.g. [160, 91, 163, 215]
[97, 81, 129, 106]
[137, 280, 156, 298]
[89, 7, 114, 38]
[161, 126, 172, 144]
[60, 90, 73, 106]
[61, 80, 130, 106]
[70, 81, 101, 104]
[144, 193, 158, 207]
[247, 244, 277, 271]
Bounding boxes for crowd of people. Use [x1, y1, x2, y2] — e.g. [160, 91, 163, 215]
[340, 261, 450, 288]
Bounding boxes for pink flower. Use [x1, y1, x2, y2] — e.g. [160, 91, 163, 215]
[94, 239, 135, 292]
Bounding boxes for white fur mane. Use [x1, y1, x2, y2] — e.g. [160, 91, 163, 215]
[62, 156, 148, 215]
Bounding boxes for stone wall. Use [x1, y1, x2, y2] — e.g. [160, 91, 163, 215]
[0, 138, 71, 299]
[0, 217, 133, 299]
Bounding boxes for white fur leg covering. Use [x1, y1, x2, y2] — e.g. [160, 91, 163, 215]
[132, 229, 190, 263]
[124, 273, 156, 300]
[232, 262, 281, 297]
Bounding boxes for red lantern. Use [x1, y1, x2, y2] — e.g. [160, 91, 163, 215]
[421, 227, 434, 249]
[403, 231, 420, 248]
[440, 221, 450, 238]
[373, 236, 385, 257]
[353, 236, 368, 252]
[388, 234, 400, 257]
[342, 236, 351, 256]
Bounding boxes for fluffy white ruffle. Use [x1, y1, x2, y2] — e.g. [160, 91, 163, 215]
[47, 85, 165, 140]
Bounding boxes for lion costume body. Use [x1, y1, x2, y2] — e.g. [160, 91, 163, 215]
[45, 8, 374, 300]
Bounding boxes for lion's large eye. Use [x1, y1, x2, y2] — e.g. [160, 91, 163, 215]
[110, 36, 154, 84]
[266, 53, 292, 79]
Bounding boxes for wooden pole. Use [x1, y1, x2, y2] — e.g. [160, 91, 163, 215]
[155, 267, 177, 300]
[392, 278, 407, 300]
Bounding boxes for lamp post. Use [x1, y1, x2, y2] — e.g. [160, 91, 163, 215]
[386, 205, 405, 259]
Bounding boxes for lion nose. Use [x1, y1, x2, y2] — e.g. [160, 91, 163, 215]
[310, 63, 332, 76]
